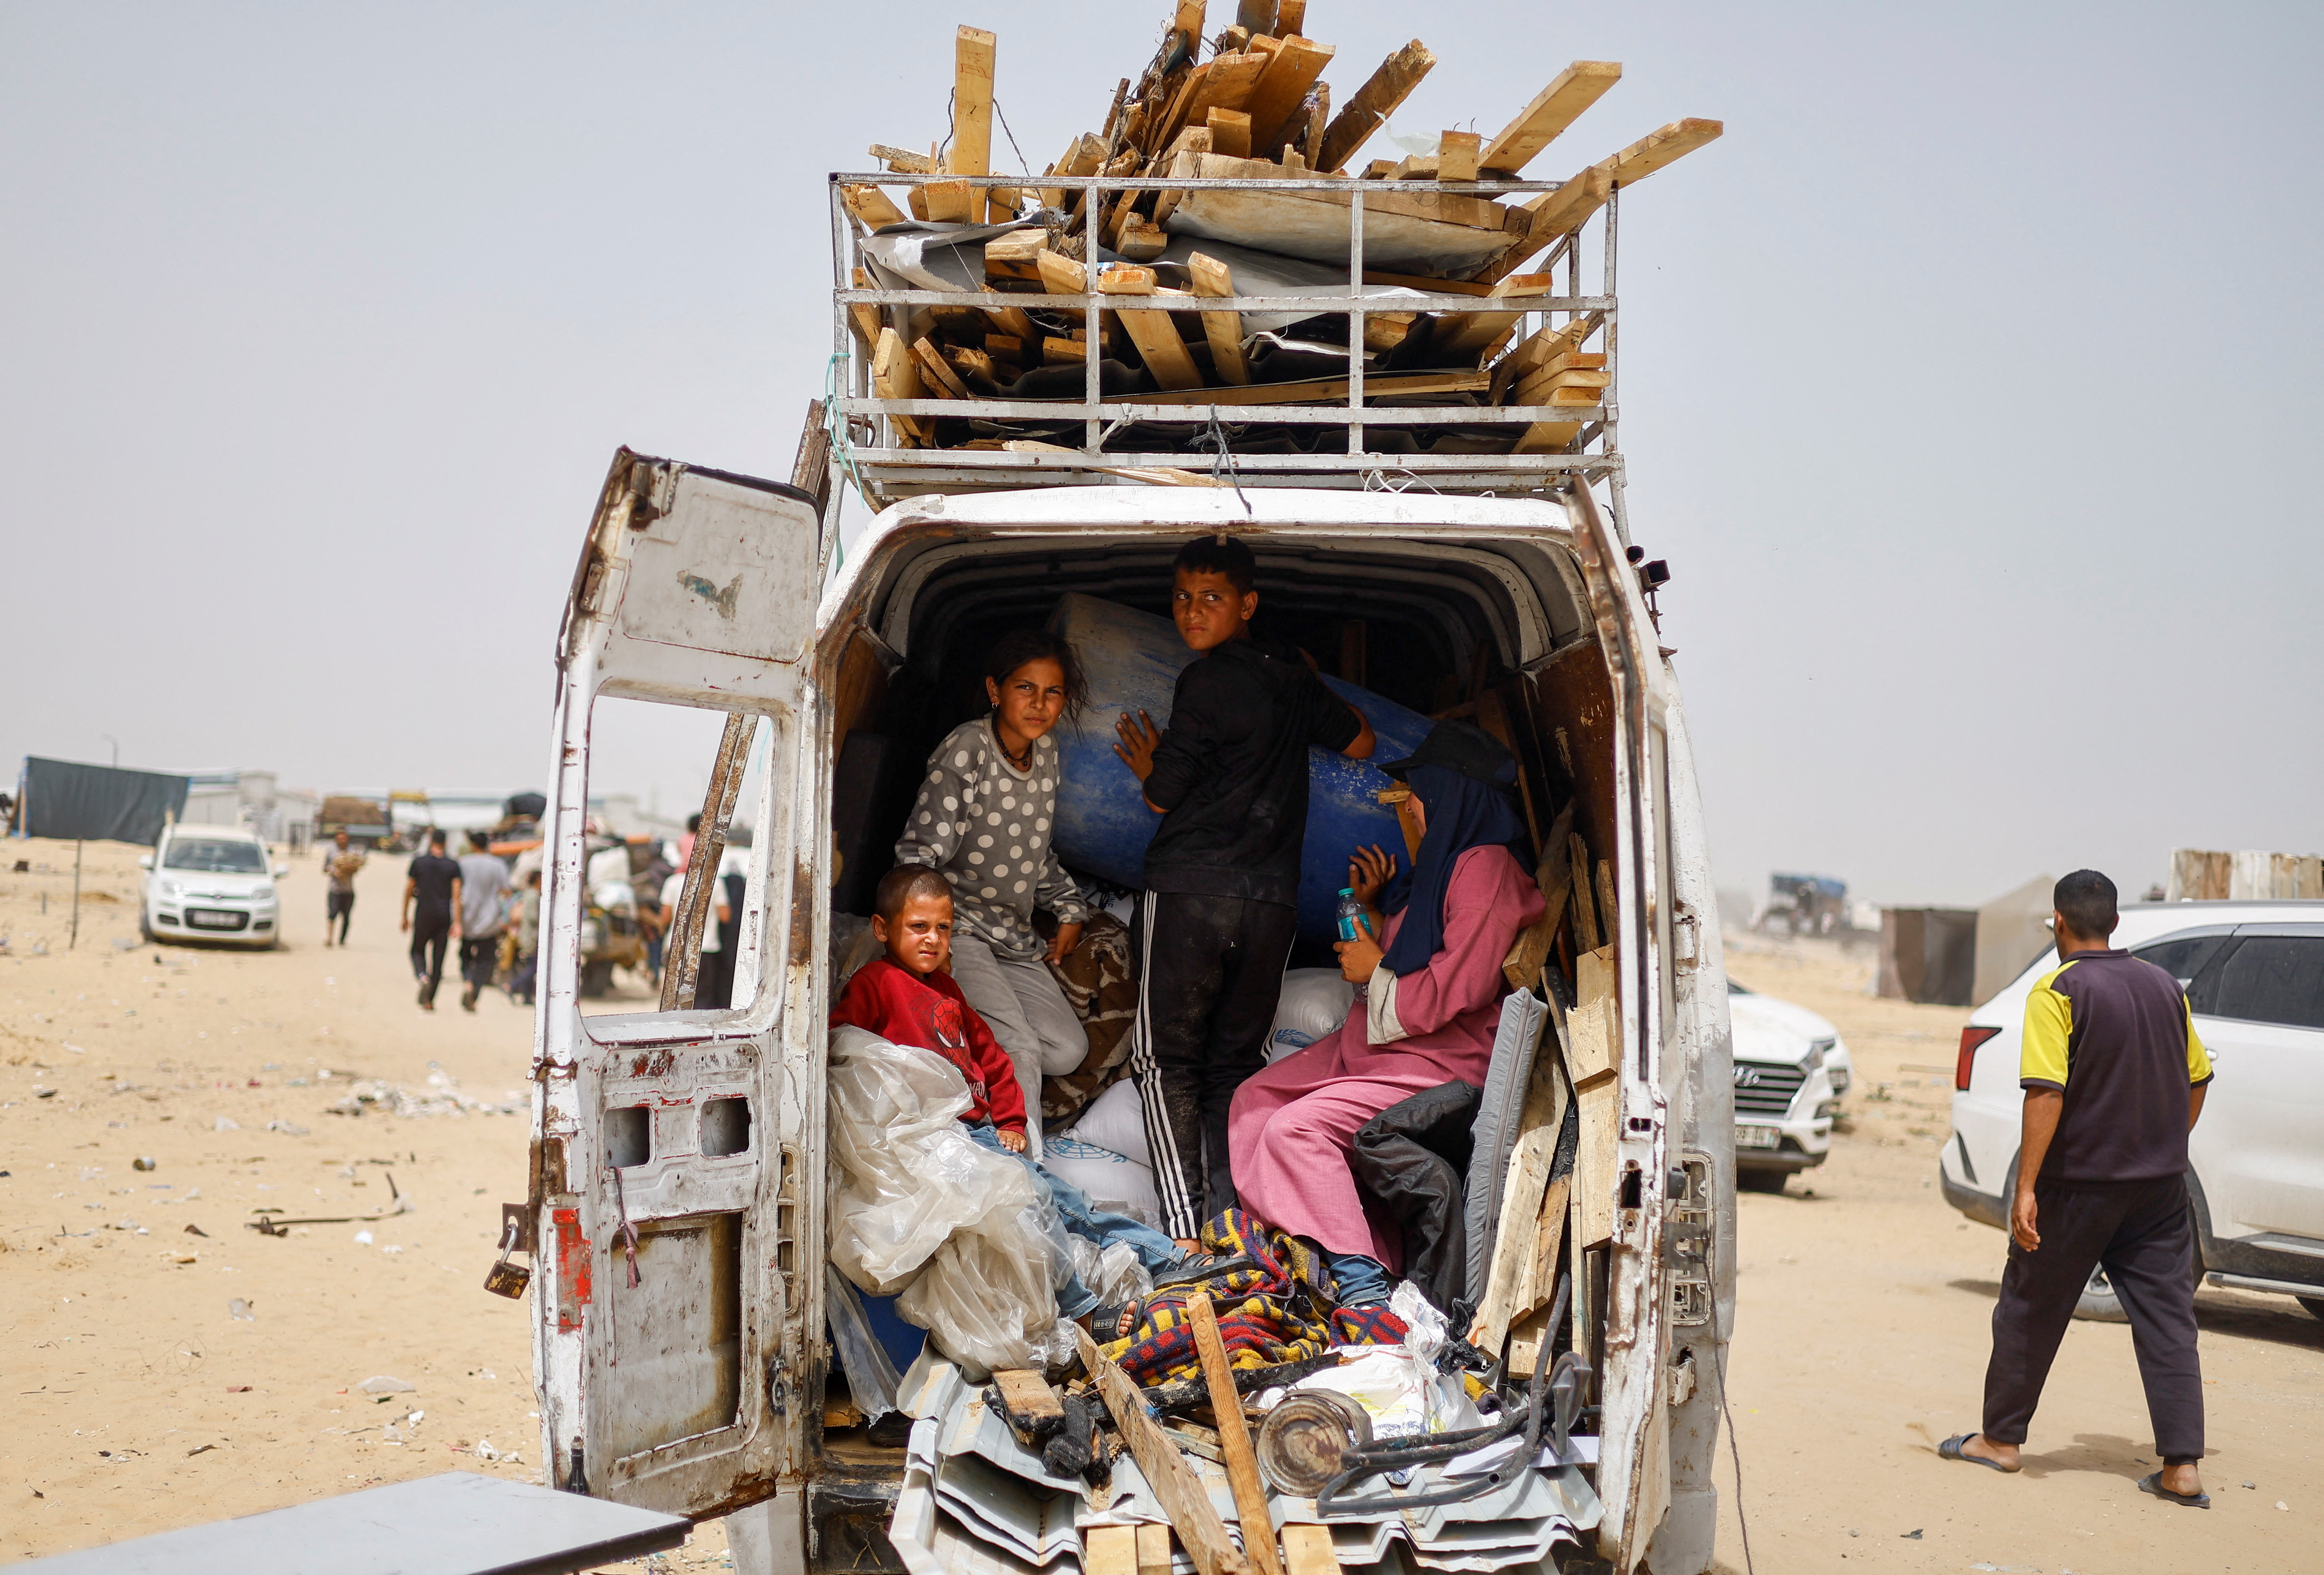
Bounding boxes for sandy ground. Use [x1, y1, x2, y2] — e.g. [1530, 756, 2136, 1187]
[6, 837, 2317, 1572]
[0, 837, 728, 1570]
[1709, 931, 2321, 1575]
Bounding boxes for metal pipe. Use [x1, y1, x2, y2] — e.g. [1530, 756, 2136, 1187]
[1347, 183, 1365, 457]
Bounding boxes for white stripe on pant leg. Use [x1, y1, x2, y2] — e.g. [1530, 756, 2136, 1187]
[1130, 890, 1198, 1237]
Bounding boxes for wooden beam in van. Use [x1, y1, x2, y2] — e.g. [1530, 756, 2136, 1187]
[1074, 1325, 1256, 1575]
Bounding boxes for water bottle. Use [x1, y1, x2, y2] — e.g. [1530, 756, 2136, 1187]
[1335, 888, 1372, 943]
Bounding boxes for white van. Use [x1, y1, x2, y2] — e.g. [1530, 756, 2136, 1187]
[523, 449, 1738, 1572]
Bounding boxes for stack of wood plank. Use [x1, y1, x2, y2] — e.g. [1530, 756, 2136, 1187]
[843, 3, 1721, 452]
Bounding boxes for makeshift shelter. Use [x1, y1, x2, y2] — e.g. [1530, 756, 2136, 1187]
[1972, 874, 2056, 1006]
[1877, 906, 1978, 1006]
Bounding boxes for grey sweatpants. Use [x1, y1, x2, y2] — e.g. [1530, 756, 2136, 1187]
[947, 933, 1086, 1161]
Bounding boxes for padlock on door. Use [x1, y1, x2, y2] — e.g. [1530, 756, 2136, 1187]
[483, 1202, 534, 1299]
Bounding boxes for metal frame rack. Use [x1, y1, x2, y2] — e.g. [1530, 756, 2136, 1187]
[824, 167, 1626, 510]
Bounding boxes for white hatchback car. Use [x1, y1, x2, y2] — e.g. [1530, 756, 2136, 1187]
[1942, 901, 2324, 1321]
[1729, 979, 1855, 1185]
[140, 826, 287, 947]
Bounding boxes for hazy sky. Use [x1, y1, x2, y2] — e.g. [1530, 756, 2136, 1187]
[5, 3, 2319, 905]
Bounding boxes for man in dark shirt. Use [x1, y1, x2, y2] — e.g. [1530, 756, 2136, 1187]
[1113, 534, 1375, 1243]
[401, 830, 463, 1012]
[1944, 870, 2215, 1507]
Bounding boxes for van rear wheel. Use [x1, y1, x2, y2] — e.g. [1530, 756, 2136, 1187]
[2298, 1297, 2324, 1322]
[2073, 1265, 2129, 1323]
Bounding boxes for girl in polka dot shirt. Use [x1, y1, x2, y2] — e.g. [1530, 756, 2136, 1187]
[894, 629, 1094, 1156]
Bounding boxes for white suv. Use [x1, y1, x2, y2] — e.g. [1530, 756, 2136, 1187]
[1729, 980, 1854, 1185]
[1941, 901, 2324, 1321]
[140, 826, 286, 947]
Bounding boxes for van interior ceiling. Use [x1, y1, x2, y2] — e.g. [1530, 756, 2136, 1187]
[823, 527, 1623, 966]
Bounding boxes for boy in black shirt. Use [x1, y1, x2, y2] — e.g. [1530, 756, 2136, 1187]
[1113, 535, 1375, 1243]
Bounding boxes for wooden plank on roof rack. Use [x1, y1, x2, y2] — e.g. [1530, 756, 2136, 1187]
[1191, 50, 1271, 118]
[1042, 132, 1107, 210]
[871, 327, 931, 444]
[868, 143, 937, 172]
[1188, 252, 1251, 385]
[1097, 265, 1205, 391]
[1438, 130, 1481, 182]
[845, 268, 884, 351]
[1317, 39, 1436, 174]
[1205, 107, 1252, 158]
[950, 26, 998, 222]
[1602, 117, 1724, 185]
[909, 336, 971, 399]
[1432, 272, 1559, 361]
[1244, 36, 1334, 155]
[1479, 61, 1624, 175]
[1127, 368, 1489, 406]
[841, 184, 906, 229]
[1473, 166, 1612, 284]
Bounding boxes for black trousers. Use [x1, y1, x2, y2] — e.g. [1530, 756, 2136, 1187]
[460, 934, 500, 993]
[1983, 1174, 2204, 1464]
[409, 913, 451, 1001]
[1128, 890, 1298, 1239]
[326, 888, 355, 943]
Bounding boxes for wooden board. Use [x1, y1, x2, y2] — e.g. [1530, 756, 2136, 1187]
[1317, 39, 1436, 174]
[1136, 1523, 1176, 1575]
[1075, 1324, 1256, 1575]
[868, 142, 937, 173]
[1572, 1075, 1618, 1251]
[1037, 248, 1088, 296]
[1501, 326, 1604, 378]
[950, 26, 997, 222]
[1568, 944, 1619, 1089]
[844, 268, 884, 353]
[1187, 1293, 1284, 1575]
[1191, 51, 1271, 119]
[1088, 1524, 1139, 1575]
[990, 1368, 1063, 1428]
[1169, 154, 1517, 275]
[922, 179, 976, 224]
[1244, 37, 1337, 158]
[909, 337, 970, 400]
[985, 228, 1047, 283]
[1281, 1523, 1340, 1575]
[1438, 130, 1481, 183]
[1480, 62, 1623, 175]
[1125, 368, 1490, 406]
[1097, 267, 1205, 391]
[1206, 106, 1253, 159]
[1471, 1040, 1570, 1356]
[840, 184, 906, 230]
[1432, 272, 1558, 361]
[1042, 131, 1107, 211]
[870, 327, 930, 444]
[1503, 1173, 1571, 1378]
[1603, 117, 1725, 186]
[1188, 251, 1252, 386]
[1568, 832, 1600, 951]
[1513, 420, 1584, 454]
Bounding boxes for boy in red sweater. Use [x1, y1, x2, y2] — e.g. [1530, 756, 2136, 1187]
[832, 868, 1184, 1326]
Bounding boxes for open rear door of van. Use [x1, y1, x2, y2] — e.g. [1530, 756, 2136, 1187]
[530, 449, 826, 1523]
[1565, 480, 1683, 1570]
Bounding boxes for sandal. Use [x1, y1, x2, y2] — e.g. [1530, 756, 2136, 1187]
[1938, 1433, 2017, 1473]
[1087, 1298, 1146, 1341]
[1151, 1251, 1252, 1290]
[2137, 1471, 2210, 1509]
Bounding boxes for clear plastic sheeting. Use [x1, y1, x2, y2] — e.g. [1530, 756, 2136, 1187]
[827, 1025, 1069, 1379]
[1069, 1237, 1154, 1312]
[825, 1263, 903, 1421]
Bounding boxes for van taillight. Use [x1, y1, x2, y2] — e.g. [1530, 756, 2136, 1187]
[1956, 1026, 2002, 1090]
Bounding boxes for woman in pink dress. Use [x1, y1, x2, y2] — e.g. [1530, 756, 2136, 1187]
[1229, 721, 1544, 1309]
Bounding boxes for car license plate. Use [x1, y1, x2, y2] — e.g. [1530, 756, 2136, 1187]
[188, 910, 241, 929]
[1736, 1124, 1781, 1150]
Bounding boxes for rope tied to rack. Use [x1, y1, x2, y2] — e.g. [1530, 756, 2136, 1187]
[1195, 410, 1252, 516]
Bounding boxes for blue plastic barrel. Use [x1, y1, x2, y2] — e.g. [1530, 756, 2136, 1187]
[1046, 592, 1432, 943]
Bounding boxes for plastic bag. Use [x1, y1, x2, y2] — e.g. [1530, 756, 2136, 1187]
[828, 1027, 1074, 1378]
[1069, 1237, 1154, 1311]
[1268, 969, 1356, 1062]
[827, 1027, 1035, 1295]
[1291, 1283, 1479, 1440]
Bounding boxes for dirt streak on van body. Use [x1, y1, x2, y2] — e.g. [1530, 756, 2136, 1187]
[530, 455, 1736, 1574]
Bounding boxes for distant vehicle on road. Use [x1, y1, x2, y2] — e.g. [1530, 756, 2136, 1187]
[1756, 872, 1849, 937]
[1942, 900, 2324, 1322]
[140, 825, 287, 948]
[1729, 979, 1855, 1188]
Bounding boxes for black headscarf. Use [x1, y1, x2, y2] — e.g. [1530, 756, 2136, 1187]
[1378, 762, 1531, 976]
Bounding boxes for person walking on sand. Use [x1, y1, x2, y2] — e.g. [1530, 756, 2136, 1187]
[402, 830, 462, 1011]
[455, 828, 513, 1012]
[321, 829, 365, 947]
[1941, 869, 2216, 1508]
